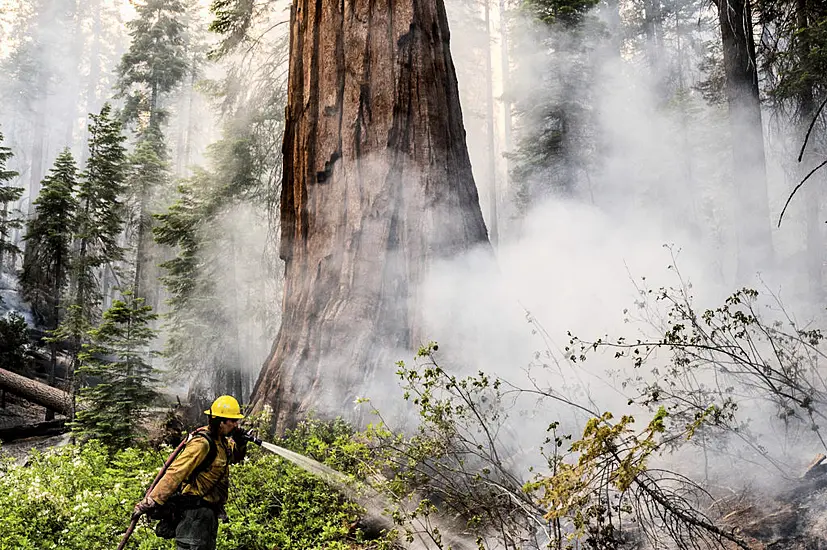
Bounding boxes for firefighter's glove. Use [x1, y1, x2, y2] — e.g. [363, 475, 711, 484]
[132, 496, 156, 520]
[232, 427, 262, 446]
[230, 427, 248, 445]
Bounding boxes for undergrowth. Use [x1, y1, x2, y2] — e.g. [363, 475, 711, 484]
[0, 418, 394, 550]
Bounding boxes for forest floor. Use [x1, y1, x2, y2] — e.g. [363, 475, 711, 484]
[0, 392, 69, 463]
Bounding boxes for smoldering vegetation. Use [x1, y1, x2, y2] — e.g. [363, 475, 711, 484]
[1, 0, 827, 548]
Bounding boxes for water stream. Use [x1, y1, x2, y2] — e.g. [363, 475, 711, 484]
[259, 441, 481, 550]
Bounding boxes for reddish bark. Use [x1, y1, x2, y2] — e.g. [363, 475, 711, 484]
[251, 0, 489, 430]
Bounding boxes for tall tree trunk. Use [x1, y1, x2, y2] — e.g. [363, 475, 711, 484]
[0, 203, 8, 272]
[643, 0, 663, 70]
[45, 249, 63, 421]
[499, 0, 512, 201]
[796, 0, 823, 304]
[715, 0, 773, 279]
[28, 113, 46, 215]
[82, 0, 102, 166]
[484, 0, 498, 246]
[250, 0, 489, 430]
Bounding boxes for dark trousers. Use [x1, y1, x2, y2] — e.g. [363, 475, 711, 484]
[175, 506, 218, 550]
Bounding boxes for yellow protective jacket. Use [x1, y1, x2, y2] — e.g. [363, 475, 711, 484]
[150, 427, 245, 507]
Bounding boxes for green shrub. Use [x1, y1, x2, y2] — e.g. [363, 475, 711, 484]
[0, 441, 167, 550]
[0, 420, 395, 550]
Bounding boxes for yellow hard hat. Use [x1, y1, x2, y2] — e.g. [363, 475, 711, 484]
[204, 395, 245, 419]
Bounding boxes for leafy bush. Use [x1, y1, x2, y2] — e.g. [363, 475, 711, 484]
[0, 441, 164, 550]
[0, 421, 394, 550]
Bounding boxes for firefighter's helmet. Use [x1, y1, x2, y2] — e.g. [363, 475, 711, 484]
[204, 395, 245, 419]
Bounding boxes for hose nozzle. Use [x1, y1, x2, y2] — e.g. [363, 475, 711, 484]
[240, 429, 263, 446]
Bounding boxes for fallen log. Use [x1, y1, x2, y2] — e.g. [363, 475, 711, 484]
[0, 419, 66, 442]
[0, 367, 72, 416]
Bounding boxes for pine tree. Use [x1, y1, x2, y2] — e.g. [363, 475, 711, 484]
[53, 104, 128, 405]
[115, 0, 189, 131]
[128, 126, 170, 300]
[73, 292, 158, 448]
[510, 0, 601, 208]
[69, 104, 128, 329]
[21, 149, 79, 329]
[0, 131, 23, 272]
[0, 312, 31, 376]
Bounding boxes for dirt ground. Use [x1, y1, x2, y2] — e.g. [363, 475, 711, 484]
[0, 392, 70, 463]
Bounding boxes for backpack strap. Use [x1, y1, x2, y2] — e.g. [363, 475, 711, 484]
[185, 429, 218, 485]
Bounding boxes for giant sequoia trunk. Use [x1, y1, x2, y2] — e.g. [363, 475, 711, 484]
[715, 0, 774, 278]
[251, 0, 489, 430]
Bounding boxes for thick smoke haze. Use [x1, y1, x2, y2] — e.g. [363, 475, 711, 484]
[394, 0, 827, 492]
[2, 0, 825, 498]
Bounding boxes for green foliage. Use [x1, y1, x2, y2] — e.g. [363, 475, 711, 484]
[128, 127, 171, 271]
[281, 415, 374, 477]
[0, 312, 31, 374]
[116, 0, 189, 129]
[509, 0, 604, 208]
[761, 2, 827, 109]
[0, 130, 23, 266]
[0, 442, 165, 550]
[571, 274, 827, 461]
[0, 421, 396, 550]
[73, 292, 159, 448]
[153, 130, 275, 392]
[362, 344, 544, 548]
[79, 103, 129, 268]
[20, 149, 79, 328]
[57, 103, 129, 347]
[208, 0, 255, 58]
[375, 343, 749, 550]
[522, 0, 600, 26]
[223, 450, 379, 550]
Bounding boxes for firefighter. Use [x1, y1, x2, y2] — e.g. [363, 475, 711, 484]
[132, 395, 249, 550]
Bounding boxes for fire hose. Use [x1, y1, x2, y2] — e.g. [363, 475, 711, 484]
[116, 430, 262, 550]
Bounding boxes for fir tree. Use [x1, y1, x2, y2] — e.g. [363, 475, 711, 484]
[154, 130, 270, 398]
[115, 0, 189, 130]
[53, 105, 128, 407]
[0, 312, 31, 375]
[21, 149, 79, 329]
[73, 292, 158, 448]
[0, 131, 23, 272]
[63, 104, 128, 337]
[128, 126, 170, 300]
[510, 0, 602, 209]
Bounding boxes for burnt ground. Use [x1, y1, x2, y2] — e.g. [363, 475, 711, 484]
[715, 457, 827, 549]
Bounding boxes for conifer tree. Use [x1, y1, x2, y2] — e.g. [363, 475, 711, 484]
[54, 104, 128, 401]
[153, 134, 260, 398]
[510, 0, 601, 208]
[116, 0, 189, 301]
[73, 292, 158, 448]
[67, 104, 128, 329]
[21, 149, 79, 330]
[0, 131, 23, 272]
[128, 126, 170, 300]
[115, 0, 189, 130]
[0, 311, 30, 368]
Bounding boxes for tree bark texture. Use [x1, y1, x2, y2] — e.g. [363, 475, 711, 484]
[715, 0, 774, 278]
[0, 367, 73, 416]
[251, 0, 489, 430]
